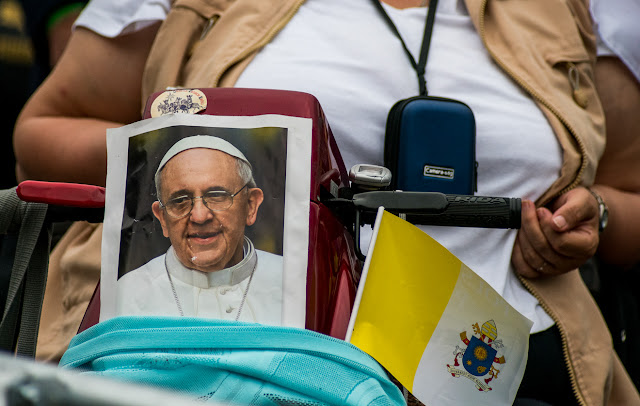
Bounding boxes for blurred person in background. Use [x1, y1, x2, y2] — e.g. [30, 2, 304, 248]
[19, 0, 86, 90]
[0, 0, 31, 189]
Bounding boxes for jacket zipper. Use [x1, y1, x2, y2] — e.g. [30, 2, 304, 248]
[518, 277, 588, 406]
[476, 0, 588, 206]
[476, 1, 588, 405]
[211, 0, 307, 86]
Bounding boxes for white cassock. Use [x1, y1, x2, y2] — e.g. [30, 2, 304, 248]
[116, 237, 283, 325]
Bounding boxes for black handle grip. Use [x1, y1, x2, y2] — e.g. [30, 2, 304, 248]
[352, 191, 521, 229]
[404, 194, 521, 229]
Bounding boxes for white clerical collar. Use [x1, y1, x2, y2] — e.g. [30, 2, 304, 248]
[165, 236, 257, 289]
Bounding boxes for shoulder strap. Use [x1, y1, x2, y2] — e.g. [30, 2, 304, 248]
[0, 188, 50, 357]
[370, 0, 439, 95]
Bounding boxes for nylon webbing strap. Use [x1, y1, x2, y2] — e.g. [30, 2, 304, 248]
[370, 0, 439, 95]
[0, 188, 50, 357]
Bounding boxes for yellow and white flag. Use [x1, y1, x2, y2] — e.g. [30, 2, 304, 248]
[346, 209, 532, 406]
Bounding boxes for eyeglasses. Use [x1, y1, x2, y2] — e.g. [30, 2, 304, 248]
[160, 183, 249, 219]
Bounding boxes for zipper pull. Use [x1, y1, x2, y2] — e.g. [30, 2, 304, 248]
[188, 15, 220, 58]
[200, 16, 219, 40]
[567, 62, 589, 108]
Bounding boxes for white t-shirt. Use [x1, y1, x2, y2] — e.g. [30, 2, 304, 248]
[77, 0, 563, 332]
[591, 0, 640, 82]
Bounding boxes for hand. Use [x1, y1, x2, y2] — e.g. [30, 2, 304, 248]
[512, 187, 600, 278]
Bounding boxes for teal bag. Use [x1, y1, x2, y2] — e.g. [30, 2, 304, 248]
[60, 316, 405, 406]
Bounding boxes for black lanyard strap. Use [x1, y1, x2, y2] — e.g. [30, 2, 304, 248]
[370, 0, 439, 96]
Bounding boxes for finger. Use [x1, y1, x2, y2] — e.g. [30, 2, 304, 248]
[517, 233, 562, 276]
[519, 202, 564, 268]
[537, 206, 599, 259]
[535, 207, 596, 274]
[515, 201, 563, 276]
[549, 187, 599, 232]
[512, 233, 541, 278]
[526, 204, 589, 276]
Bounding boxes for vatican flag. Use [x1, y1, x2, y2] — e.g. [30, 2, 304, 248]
[346, 209, 532, 406]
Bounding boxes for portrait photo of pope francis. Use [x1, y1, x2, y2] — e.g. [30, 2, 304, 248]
[116, 134, 284, 324]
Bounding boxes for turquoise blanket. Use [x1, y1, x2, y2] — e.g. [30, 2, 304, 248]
[60, 317, 405, 405]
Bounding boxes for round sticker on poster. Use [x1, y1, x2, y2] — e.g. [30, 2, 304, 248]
[150, 89, 207, 117]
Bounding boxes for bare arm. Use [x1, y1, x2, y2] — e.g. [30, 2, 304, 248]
[590, 56, 640, 266]
[13, 23, 160, 186]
